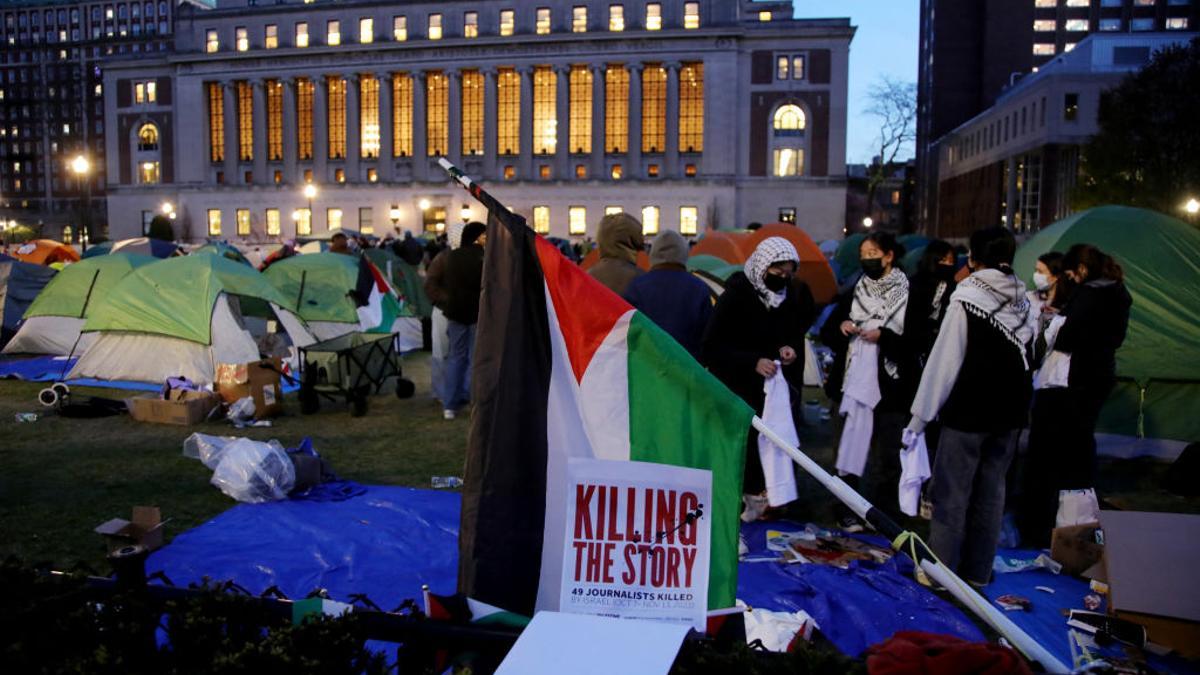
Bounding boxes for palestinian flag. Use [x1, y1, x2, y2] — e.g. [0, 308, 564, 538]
[351, 257, 401, 333]
[458, 205, 754, 616]
[422, 587, 531, 629]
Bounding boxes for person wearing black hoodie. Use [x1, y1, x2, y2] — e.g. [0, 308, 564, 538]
[905, 227, 1035, 586]
[425, 221, 487, 420]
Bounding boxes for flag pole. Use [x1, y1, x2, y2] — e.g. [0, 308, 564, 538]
[752, 416, 1069, 674]
[438, 157, 512, 220]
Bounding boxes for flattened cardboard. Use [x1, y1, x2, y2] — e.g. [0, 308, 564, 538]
[127, 390, 220, 426]
[1099, 511, 1200, 622]
[216, 359, 283, 419]
[94, 506, 164, 553]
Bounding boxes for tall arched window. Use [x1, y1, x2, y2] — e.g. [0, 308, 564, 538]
[137, 123, 158, 151]
[771, 103, 807, 177]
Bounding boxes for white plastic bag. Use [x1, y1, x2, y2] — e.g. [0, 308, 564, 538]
[1056, 488, 1101, 528]
[210, 438, 295, 503]
[743, 607, 818, 652]
[182, 432, 238, 469]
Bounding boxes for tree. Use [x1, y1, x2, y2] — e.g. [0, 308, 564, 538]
[147, 214, 174, 241]
[1073, 37, 1200, 213]
[864, 77, 917, 213]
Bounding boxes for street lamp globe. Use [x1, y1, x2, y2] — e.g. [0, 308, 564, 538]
[418, 198, 431, 211]
[70, 155, 90, 175]
[303, 184, 318, 200]
[160, 201, 173, 215]
[1186, 198, 1200, 216]
[460, 204, 471, 222]
[862, 217, 874, 229]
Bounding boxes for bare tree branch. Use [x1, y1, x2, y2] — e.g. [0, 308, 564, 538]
[864, 77, 917, 215]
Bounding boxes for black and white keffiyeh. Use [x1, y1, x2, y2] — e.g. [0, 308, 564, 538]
[952, 268, 1035, 366]
[744, 237, 800, 309]
[851, 267, 909, 334]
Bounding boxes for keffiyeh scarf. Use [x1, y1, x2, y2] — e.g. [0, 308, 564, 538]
[744, 237, 800, 309]
[953, 268, 1035, 367]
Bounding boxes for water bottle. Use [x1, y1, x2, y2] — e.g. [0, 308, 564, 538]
[432, 476, 464, 489]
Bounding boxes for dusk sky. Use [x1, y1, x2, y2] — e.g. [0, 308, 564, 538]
[794, 0, 919, 165]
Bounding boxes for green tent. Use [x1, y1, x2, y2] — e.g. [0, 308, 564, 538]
[687, 254, 741, 279]
[263, 253, 362, 326]
[834, 233, 868, 281]
[364, 248, 432, 318]
[1014, 205, 1200, 443]
[194, 242, 253, 267]
[900, 246, 928, 276]
[2, 252, 156, 355]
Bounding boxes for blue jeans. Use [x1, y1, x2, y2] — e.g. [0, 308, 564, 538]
[443, 320, 475, 411]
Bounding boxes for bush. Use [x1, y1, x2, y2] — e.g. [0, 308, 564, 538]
[147, 215, 174, 241]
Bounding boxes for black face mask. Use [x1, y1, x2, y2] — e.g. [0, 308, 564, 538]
[763, 273, 789, 292]
[936, 264, 957, 282]
[860, 258, 885, 280]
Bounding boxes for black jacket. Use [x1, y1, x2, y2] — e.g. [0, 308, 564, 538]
[903, 273, 955, 367]
[702, 272, 816, 412]
[424, 245, 484, 325]
[1055, 279, 1131, 390]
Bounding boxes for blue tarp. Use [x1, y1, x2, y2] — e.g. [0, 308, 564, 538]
[0, 355, 300, 393]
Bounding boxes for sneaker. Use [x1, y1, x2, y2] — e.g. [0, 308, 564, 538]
[838, 516, 864, 534]
[443, 409, 456, 420]
[741, 493, 768, 523]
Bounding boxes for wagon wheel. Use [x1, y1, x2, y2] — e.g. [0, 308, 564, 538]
[395, 378, 416, 399]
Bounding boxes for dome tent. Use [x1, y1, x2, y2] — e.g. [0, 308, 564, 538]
[0, 254, 57, 348]
[1014, 205, 1200, 449]
[67, 255, 313, 385]
[363, 247, 433, 319]
[11, 239, 80, 266]
[2, 253, 156, 356]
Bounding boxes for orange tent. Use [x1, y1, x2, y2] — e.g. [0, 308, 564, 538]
[689, 232, 745, 265]
[579, 248, 650, 272]
[11, 239, 80, 266]
[743, 224, 838, 304]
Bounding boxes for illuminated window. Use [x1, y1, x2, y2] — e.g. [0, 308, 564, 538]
[1064, 18, 1088, 31]
[427, 71, 448, 156]
[326, 19, 340, 46]
[137, 123, 158, 150]
[461, 70, 484, 155]
[1167, 17, 1189, 30]
[497, 68, 520, 155]
[759, 11, 772, 21]
[605, 205, 623, 215]
[327, 76, 346, 159]
[773, 148, 803, 176]
[684, 2, 699, 29]
[679, 206, 698, 235]
[1064, 92, 1078, 121]
[679, 63, 703, 152]
[235, 26, 248, 51]
[641, 206, 659, 235]
[573, 6, 587, 32]
[393, 73, 413, 156]
[1033, 43, 1055, 55]
[569, 206, 587, 235]
[646, 3, 661, 30]
[779, 207, 796, 224]
[503, 165, 516, 180]
[139, 161, 160, 184]
[428, 13, 442, 40]
[609, 5, 624, 31]
[1035, 0, 1056, 7]
[575, 164, 587, 178]
[647, 164, 659, 177]
[533, 67, 557, 154]
[611, 164, 623, 179]
[294, 208, 312, 235]
[774, 104, 806, 134]
[295, 22, 308, 47]
[642, 64, 666, 153]
[537, 7, 551, 34]
[684, 163, 696, 177]
[393, 16, 407, 41]
[367, 168, 378, 182]
[533, 206, 550, 234]
[793, 56, 805, 80]
[207, 209, 221, 235]
[266, 208, 280, 236]
[267, 80, 283, 160]
[297, 78, 313, 160]
[236, 208, 251, 235]
[463, 12, 478, 38]
[208, 83, 224, 162]
[500, 10, 514, 36]
[540, 165, 552, 179]
[359, 207, 374, 234]
[605, 65, 628, 153]
[63, 226, 73, 244]
[569, 66, 592, 153]
[1065, 0, 1089, 6]
[772, 104, 805, 177]
[1033, 19, 1056, 31]
[237, 81, 253, 161]
[205, 28, 218, 52]
[359, 17, 373, 43]
[777, 56, 789, 80]
[327, 208, 343, 231]
[265, 24, 277, 49]
[360, 75, 379, 158]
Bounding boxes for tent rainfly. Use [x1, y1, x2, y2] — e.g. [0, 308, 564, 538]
[0, 254, 57, 347]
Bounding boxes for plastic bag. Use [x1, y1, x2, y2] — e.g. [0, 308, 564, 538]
[1056, 488, 1101, 528]
[210, 438, 295, 503]
[743, 607, 818, 652]
[183, 432, 238, 469]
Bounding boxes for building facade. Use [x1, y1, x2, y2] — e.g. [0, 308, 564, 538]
[916, 0, 1199, 235]
[102, 0, 853, 242]
[0, 0, 210, 244]
[932, 33, 1194, 238]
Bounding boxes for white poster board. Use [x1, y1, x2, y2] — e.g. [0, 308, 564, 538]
[559, 458, 711, 631]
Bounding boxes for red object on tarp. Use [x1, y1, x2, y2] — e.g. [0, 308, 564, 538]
[866, 630, 1032, 675]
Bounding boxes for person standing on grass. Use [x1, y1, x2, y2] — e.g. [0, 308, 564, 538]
[424, 223, 467, 408]
[588, 213, 645, 296]
[623, 230, 713, 359]
[905, 226, 1034, 586]
[425, 222, 486, 420]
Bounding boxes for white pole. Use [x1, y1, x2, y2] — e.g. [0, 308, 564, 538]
[751, 416, 1069, 674]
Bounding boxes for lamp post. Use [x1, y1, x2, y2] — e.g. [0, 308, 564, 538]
[862, 216, 874, 230]
[70, 154, 91, 251]
[389, 204, 401, 234]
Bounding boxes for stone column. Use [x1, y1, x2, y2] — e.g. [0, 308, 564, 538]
[627, 63, 643, 179]
[590, 63, 605, 178]
[482, 67, 497, 179]
[222, 81, 238, 183]
[378, 73, 394, 182]
[346, 74, 361, 181]
[447, 69, 461, 165]
[282, 78, 298, 183]
[518, 65, 534, 179]
[412, 71, 427, 181]
[664, 62, 680, 178]
[555, 64, 570, 179]
[313, 75, 328, 182]
[251, 79, 268, 184]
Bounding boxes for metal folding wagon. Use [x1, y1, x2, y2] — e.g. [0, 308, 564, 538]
[297, 332, 415, 416]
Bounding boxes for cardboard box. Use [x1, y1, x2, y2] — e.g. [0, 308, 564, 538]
[1050, 523, 1104, 576]
[94, 506, 164, 554]
[127, 390, 220, 426]
[216, 358, 283, 419]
